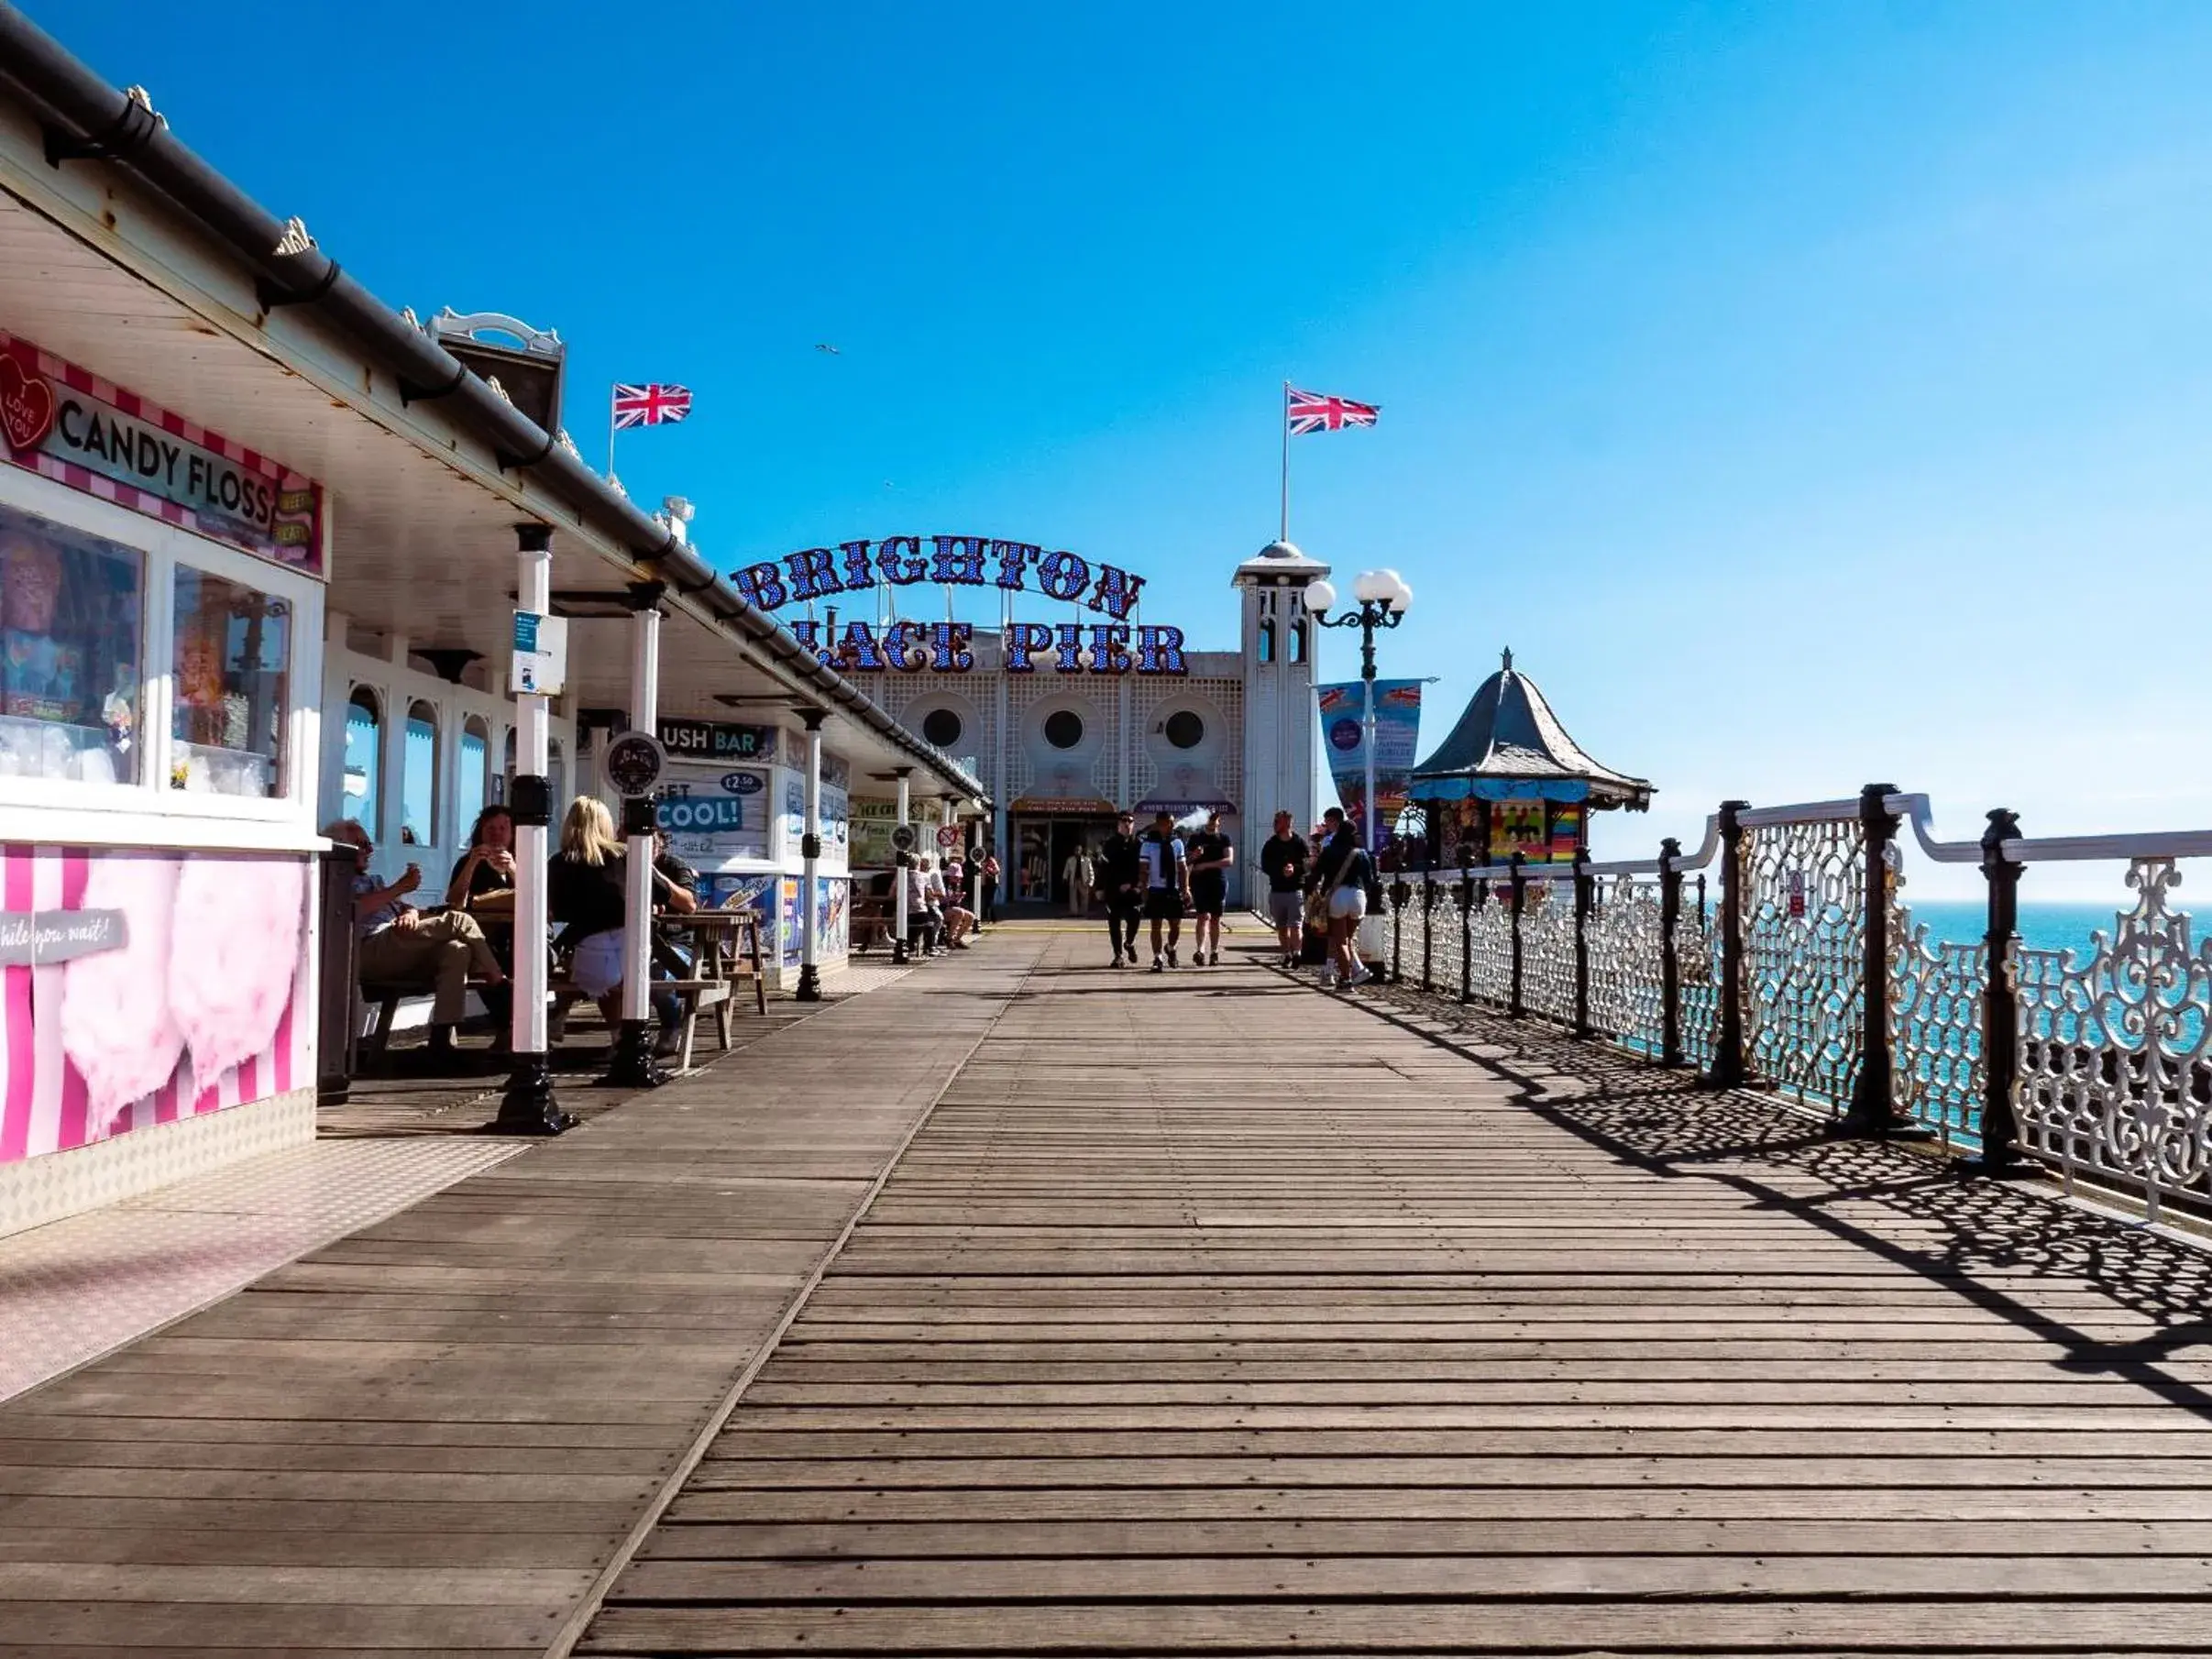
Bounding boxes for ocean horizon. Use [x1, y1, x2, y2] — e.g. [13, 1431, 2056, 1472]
[1904, 900, 2136, 964]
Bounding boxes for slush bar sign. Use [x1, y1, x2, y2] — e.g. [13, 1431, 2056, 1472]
[732, 535, 1186, 677]
[656, 718, 776, 761]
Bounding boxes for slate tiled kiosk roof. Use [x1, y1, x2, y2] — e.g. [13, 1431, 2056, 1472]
[1410, 647, 1654, 809]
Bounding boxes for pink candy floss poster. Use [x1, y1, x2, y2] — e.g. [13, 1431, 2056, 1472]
[0, 844, 312, 1164]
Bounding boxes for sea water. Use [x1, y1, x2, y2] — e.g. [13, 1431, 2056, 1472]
[1903, 901, 2130, 963]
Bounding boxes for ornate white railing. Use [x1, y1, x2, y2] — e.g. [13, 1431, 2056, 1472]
[1359, 789, 2212, 1225]
[2012, 859, 2212, 1223]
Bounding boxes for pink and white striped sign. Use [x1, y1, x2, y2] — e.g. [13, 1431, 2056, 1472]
[0, 331, 324, 577]
[0, 844, 312, 1165]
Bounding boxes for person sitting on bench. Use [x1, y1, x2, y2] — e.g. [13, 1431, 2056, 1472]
[549, 797, 699, 1052]
[647, 827, 701, 1060]
[444, 804, 518, 1046]
[326, 819, 508, 1064]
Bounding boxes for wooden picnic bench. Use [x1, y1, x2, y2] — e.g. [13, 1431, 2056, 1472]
[851, 894, 896, 955]
[655, 906, 765, 1069]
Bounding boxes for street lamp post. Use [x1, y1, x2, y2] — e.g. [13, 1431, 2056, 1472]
[1302, 569, 1414, 858]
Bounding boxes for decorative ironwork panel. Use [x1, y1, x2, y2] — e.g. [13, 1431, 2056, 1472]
[1522, 880, 1579, 1025]
[1678, 902, 1721, 1071]
[1588, 874, 1666, 1052]
[2014, 859, 2212, 1222]
[1468, 895, 1513, 1006]
[1742, 817, 1866, 1110]
[1381, 886, 1403, 973]
[1890, 902, 1986, 1148]
[1434, 893, 1467, 1000]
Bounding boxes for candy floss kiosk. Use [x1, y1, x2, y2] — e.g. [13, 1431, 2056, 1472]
[0, 333, 325, 1237]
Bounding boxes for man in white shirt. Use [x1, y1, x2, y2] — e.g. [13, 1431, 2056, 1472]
[1139, 809, 1190, 971]
[907, 856, 940, 956]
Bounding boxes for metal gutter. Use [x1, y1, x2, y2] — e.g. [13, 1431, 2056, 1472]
[0, 3, 987, 805]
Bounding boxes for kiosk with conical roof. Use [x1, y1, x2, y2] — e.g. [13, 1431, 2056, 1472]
[1408, 648, 1652, 867]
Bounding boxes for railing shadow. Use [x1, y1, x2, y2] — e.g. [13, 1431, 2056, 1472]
[1351, 973, 2212, 1421]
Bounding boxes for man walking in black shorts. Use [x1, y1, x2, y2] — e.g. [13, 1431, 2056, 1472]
[1140, 809, 1190, 971]
[1098, 810, 1145, 967]
[1185, 809, 1234, 965]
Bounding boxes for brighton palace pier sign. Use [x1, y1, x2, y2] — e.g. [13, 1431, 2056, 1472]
[732, 536, 1187, 676]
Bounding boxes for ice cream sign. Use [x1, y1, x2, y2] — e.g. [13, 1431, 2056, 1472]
[0, 333, 325, 577]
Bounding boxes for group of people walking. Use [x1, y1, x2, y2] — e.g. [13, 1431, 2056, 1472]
[1093, 808, 1235, 971]
[1259, 804, 1376, 988]
[1084, 804, 1373, 985]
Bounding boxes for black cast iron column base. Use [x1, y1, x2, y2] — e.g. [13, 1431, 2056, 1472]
[493, 1053, 576, 1135]
[796, 963, 822, 1002]
[601, 1019, 668, 1089]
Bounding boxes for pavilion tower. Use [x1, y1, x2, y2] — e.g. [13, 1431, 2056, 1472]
[1234, 539, 1331, 876]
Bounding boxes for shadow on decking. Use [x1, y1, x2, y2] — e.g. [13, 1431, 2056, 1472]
[1337, 966, 2212, 1423]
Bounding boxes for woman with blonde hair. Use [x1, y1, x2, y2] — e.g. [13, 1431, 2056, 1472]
[548, 797, 631, 1026]
[547, 796, 698, 1046]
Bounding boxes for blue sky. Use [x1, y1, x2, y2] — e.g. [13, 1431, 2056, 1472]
[50, 1, 2212, 895]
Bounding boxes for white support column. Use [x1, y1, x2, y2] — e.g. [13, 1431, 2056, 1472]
[796, 710, 826, 1000]
[611, 594, 664, 1081]
[495, 525, 572, 1134]
[892, 767, 912, 963]
[378, 631, 409, 863]
[969, 813, 984, 921]
[321, 610, 351, 826]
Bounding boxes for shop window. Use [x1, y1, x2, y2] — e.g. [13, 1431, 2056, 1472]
[1163, 710, 1205, 750]
[457, 716, 490, 832]
[1043, 709, 1083, 750]
[1258, 620, 1275, 664]
[1290, 620, 1308, 665]
[171, 565, 290, 797]
[0, 503, 142, 784]
[402, 699, 439, 846]
[921, 708, 963, 748]
[343, 687, 380, 824]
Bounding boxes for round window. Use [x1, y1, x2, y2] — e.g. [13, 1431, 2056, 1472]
[1164, 710, 1205, 750]
[1043, 710, 1084, 750]
[921, 708, 963, 747]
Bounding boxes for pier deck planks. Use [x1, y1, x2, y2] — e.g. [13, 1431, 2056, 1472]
[0, 943, 1041, 1656]
[584, 927, 2212, 1657]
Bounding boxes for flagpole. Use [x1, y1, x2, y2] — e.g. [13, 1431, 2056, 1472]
[606, 384, 618, 482]
[1279, 380, 1291, 542]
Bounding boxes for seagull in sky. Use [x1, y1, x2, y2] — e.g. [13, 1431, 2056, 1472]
[814, 343, 841, 356]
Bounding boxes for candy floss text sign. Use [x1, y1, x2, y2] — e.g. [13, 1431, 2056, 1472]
[0, 845, 313, 1164]
[0, 333, 326, 576]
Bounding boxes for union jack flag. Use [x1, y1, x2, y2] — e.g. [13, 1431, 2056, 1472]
[1286, 386, 1380, 435]
[611, 382, 693, 430]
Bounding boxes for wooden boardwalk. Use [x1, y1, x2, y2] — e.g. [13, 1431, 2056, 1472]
[585, 927, 2212, 1657]
[0, 943, 1042, 1656]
